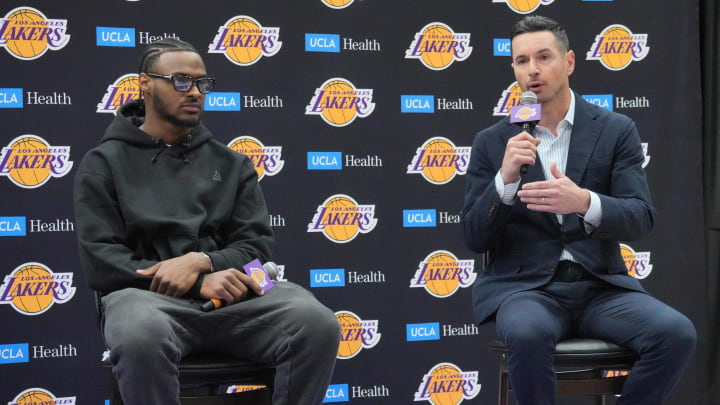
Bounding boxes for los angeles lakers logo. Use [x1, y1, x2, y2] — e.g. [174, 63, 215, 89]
[0, 263, 76, 316]
[228, 136, 284, 181]
[414, 363, 481, 404]
[308, 194, 377, 243]
[587, 25, 649, 71]
[491, 0, 554, 14]
[0, 7, 70, 60]
[493, 81, 523, 116]
[620, 243, 653, 279]
[305, 78, 375, 127]
[407, 137, 470, 185]
[208, 15, 282, 66]
[96, 73, 140, 115]
[322, 0, 355, 9]
[9, 388, 76, 405]
[514, 106, 538, 121]
[0, 135, 73, 189]
[410, 251, 476, 298]
[335, 310, 381, 359]
[405, 22, 472, 70]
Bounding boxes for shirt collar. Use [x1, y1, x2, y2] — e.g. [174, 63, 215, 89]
[564, 89, 575, 127]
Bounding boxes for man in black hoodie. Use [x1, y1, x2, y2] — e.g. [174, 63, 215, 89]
[74, 38, 341, 405]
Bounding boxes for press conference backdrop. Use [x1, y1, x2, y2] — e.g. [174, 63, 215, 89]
[0, 1, 705, 404]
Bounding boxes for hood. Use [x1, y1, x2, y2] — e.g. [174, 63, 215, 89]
[101, 99, 213, 154]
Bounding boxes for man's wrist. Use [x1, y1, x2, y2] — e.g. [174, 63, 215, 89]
[199, 252, 214, 273]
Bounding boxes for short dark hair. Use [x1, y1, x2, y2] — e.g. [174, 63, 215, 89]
[138, 38, 200, 74]
[510, 15, 569, 53]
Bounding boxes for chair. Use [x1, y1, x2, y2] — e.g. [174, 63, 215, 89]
[488, 338, 639, 405]
[94, 292, 274, 405]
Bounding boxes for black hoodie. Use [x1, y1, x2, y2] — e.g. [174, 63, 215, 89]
[73, 100, 273, 297]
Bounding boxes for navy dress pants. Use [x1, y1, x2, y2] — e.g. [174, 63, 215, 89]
[101, 282, 341, 405]
[495, 278, 696, 405]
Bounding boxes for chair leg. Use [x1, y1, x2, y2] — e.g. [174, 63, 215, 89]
[498, 367, 509, 405]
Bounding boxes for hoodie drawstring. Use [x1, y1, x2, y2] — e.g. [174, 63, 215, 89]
[150, 134, 192, 164]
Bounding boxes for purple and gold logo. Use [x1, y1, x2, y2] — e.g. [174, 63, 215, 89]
[228, 136, 284, 181]
[305, 78, 375, 127]
[0, 7, 70, 60]
[620, 243, 653, 279]
[407, 137, 470, 185]
[308, 194, 377, 243]
[587, 25, 649, 71]
[8, 388, 76, 405]
[335, 310, 381, 359]
[97, 73, 140, 115]
[0, 263, 76, 316]
[410, 251, 476, 298]
[0, 135, 72, 189]
[208, 15, 281, 66]
[491, 0, 554, 14]
[414, 363, 481, 404]
[405, 22, 472, 70]
[493, 81, 523, 116]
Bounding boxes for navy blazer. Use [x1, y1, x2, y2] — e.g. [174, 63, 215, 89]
[461, 95, 655, 324]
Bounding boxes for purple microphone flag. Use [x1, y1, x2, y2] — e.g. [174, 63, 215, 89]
[510, 104, 541, 124]
[243, 259, 275, 293]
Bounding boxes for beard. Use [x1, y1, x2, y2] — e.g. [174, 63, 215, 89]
[152, 92, 201, 128]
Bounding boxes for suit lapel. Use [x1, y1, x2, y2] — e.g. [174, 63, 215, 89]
[565, 96, 601, 186]
[563, 95, 602, 223]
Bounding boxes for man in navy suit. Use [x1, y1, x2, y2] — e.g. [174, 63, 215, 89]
[461, 16, 695, 405]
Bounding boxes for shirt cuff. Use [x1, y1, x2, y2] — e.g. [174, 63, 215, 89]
[495, 170, 520, 205]
[579, 190, 602, 230]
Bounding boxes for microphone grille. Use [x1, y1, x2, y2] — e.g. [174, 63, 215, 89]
[519, 91, 537, 105]
[263, 262, 280, 280]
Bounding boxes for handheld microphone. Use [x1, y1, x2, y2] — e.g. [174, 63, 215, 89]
[200, 261, 280, 312]
[510, 91, 541, 174]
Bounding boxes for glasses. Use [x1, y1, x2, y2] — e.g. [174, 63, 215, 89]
[145, 72, 216, 94]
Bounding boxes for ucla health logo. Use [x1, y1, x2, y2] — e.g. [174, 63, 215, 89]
[620, 243, 653, 279]
[0, 7, 70, 60]
[401, 95, 434, 113]
[0, 262, 76, 315]
[306, 33, 340, 53]
[208, 15, 282, 66]
[0, 88, 22, 108]
[0, 216, 25, 236]
[587, 25, 649, 71]
[493, 38, 511, 56]
[410, 250, 476, 298]
[205, 92, 240, 111]
[492, 0, 554, 14]
[8, 388, 75, 405]
[405, 22, 472, 70]
[0, 135, 72, 189]
[308, 152, 342, 170]
[408, 137, 470, 185]
[335, 310, 380, 359]
[228, 136, 284, 181]
[322, 0, 355, 9]
[306, 78, 375, 127]
[324, 384, 349, 403]
[494, 81, 523, 116]
[414, 363, 481, 404]
[0, 343, 28, 364]
[311, 269, 345, 287]
[96, 27, 135, 47]
[97, 73, 140, 114]
[582, 94, 613, 111]
[407, 322, 440, 342]
[308, 194, 377, 243]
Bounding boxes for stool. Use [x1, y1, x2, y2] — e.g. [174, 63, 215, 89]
[488, 338, 638, 405]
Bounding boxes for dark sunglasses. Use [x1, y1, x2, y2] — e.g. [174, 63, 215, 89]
[145, 72, 216, 94]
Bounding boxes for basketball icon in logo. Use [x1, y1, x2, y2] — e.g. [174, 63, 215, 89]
[307, 194, 377, 243]
[0, 135, 73, 189]
[406, 22, 472, 70]
[305, 78, 375, 127]
[0, 262, 76, 315]
[208, 15, 282, 66]
[335, 310, 380, 359]
[414, 362, 481, 404]
[408, 137, 471, 185]
[410, 250, 476, 298]
[587, 25, 649, 71]
[321, 0, 355, 9]
[228, 136, 284, 181]
[0, 7, 70, 60]
[491, 0, 554, 14]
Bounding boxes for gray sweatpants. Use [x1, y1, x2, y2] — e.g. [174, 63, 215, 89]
[101, 282, 341, 405]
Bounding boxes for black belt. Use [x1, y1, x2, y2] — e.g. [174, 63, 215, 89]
[552, 261, 589, 282]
